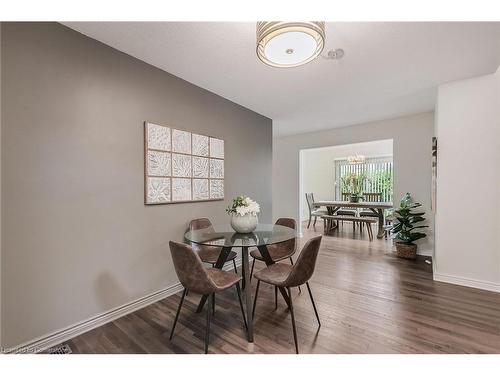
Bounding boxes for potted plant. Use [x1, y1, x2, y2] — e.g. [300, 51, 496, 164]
[226, 196, 260, 233]
[390, 193, 428, 259]
[341, 173, 368, 202]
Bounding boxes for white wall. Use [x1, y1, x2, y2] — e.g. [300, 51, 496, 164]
[274, 112, 434, 255]
[299, 140, 393, 220]
[434, 68, 500, 292]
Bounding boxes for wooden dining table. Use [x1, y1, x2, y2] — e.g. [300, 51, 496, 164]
[313, 200, 393, 239]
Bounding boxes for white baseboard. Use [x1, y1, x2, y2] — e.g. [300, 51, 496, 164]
[6, 259, 242, 354]
[434, 273, 500, 293]
[416, 249, 433, 257]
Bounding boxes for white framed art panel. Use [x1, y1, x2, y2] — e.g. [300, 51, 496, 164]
[144, 121, 224, 205]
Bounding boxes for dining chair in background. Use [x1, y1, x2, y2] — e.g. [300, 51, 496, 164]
[339, 192, 358, 231]
[359, 192, 382, 218]
[252, 235, 323, 354]
[249, 217, 301, 302]
[169, 241, 247, 354]
[188, 218, 238, 273]
[359, 192, 382, 234]
[305, 193, 328, 228]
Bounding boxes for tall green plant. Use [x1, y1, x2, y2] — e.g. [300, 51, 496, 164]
[341, 173, 368, 198]
[391, 193, 428, 244]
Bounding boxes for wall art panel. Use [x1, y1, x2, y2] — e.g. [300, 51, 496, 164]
[172, 129, 192, 154]
[193, 156, 209, 178]
[192, 134, 209, 157]
[210, 137, 224, 159]
[172, 178, 192, 202]
[210, 179, 224, 199]
[193, 178, 209, 200]
[172, 153, 192, 177]
[146, 177, 171, 204]
[144, 122, 224, 204]
[147, 150, 171, 177]
[210, 158, 224, 178]
[146, 123, 171, 151]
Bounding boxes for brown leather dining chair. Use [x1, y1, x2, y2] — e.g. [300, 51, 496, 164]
[249, 218, 301, 298]
[252, 236, 322, 354]
[188, 218, 238, 272]
[169, 241, 247, 354]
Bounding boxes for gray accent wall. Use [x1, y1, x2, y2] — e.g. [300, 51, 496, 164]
[1, 22, 272, 348]
[273, 112, 434, 255]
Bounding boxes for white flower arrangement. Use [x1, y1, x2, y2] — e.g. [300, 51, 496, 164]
[226, 196, 261, 217]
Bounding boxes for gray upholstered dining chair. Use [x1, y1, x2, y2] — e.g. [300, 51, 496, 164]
[188, 218, 238, 273]
[339, 192, 358, 230]
[359, 192, 382, 217]
[252, 236, 322, 354]
[169, 241, 247, 354]
[359, 192, 382, 233]
[249, 218, 301, 299]
[305, 193, 328, 228]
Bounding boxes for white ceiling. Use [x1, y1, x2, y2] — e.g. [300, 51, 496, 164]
[63, 22, 500, 137]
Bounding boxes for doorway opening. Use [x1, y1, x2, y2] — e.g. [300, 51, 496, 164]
[299, 139, 393, 234]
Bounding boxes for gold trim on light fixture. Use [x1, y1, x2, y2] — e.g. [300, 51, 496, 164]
[347, 154, 366, 165]
[256, 21, 326, 68]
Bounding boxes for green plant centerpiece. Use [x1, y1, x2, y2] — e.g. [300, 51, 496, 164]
[226, 196, 260, 234]
[391, 192, 428, 259]
[341, 173, 369, 202]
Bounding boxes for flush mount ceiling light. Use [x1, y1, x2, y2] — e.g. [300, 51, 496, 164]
[256, 22, 326, 68]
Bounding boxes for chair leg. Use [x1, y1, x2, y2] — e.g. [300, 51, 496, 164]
[274, 286, 278, 310]
[307, 216, 312, 228]
[287, 287, 299, 354]
[170, 288, 187, 340]
[235, 282, 248, 332]
[250, 258, 255, 281]
[232, 258, 238, 274]
[252, 280, 260, 319]
[313, 216, 317, 227]
[241, 262, 246, 290]
[289, 258, 301, 293]
[212, 293, 215, 315]
[306, 282, 321, 327]
[205, 293, 212, 354]
[367, 224, 373, 241]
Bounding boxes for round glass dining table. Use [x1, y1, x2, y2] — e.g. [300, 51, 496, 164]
[184, 223, 297, 342]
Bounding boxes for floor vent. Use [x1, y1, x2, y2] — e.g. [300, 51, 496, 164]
[47, 343, 72, 354]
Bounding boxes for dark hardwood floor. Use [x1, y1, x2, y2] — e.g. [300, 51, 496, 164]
[61, 222, 500, 354]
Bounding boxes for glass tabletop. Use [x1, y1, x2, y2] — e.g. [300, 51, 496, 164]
[184, 223, 296, 248]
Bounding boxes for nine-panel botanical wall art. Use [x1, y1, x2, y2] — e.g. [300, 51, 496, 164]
[144, 122, 224, 205]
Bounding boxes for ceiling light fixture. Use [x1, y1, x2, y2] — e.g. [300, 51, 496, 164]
[347, 154, 366, 165]
[256, 22, 326, 68]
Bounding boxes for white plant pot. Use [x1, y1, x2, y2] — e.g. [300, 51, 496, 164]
[230, 213, 258, 234]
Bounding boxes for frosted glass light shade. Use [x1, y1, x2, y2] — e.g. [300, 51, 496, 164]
[257, 22, 325, 68]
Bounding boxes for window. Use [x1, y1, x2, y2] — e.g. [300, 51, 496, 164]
[334, 156, 393, 202]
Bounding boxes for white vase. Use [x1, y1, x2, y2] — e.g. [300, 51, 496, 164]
[230, 213, 258, 234]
